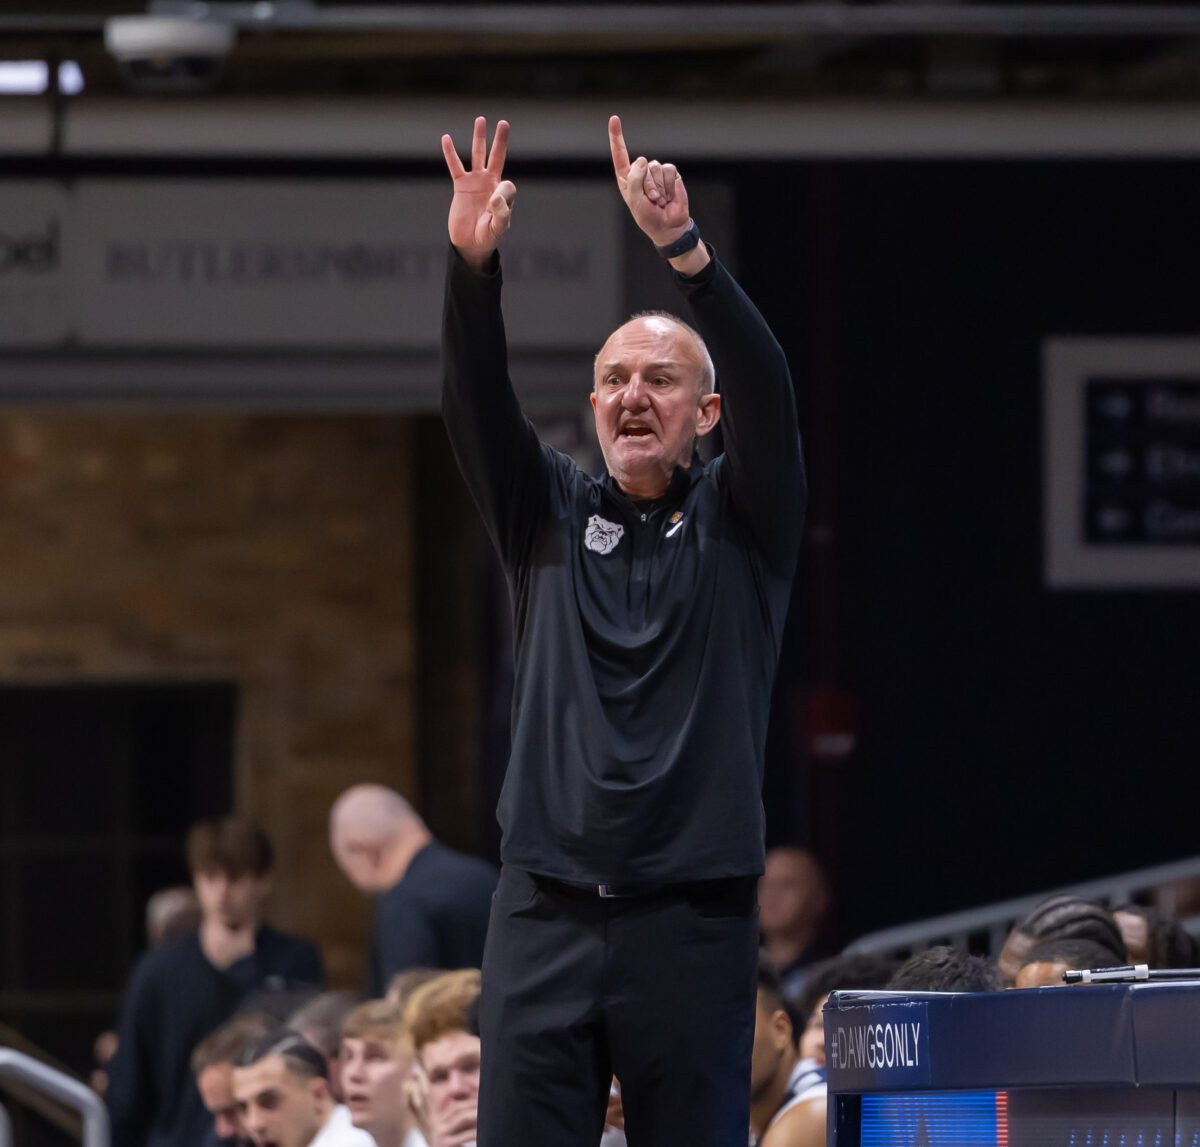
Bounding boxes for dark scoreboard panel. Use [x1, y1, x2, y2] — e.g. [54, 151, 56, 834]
[826, 984, 1200, 1147]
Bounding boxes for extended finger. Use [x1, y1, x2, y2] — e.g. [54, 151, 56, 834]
[661, 162, 678, 202]
[487, 119, 510, 175]
[608, 114, 631, 178]
[471, 115, 487, 170]
[441, 134, 465, 179]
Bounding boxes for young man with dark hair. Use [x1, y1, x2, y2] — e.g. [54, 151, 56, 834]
[233, 1031, 373, 1147]
[794, 953, 901, 1066]
[1014, 937, 1125, 990]
[192, 1012, 280, 1147]
[887, 946, 1002, 994]
[107, 817, 324, 1147]
[751, 955, 826, 1147]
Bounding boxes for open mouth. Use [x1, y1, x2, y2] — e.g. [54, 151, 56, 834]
[620, 426, 653, 439]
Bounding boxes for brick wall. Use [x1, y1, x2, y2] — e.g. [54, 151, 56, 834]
[0, 412, 417, 986]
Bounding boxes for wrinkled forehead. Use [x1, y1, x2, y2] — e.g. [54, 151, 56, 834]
[595, 316, 706, 375]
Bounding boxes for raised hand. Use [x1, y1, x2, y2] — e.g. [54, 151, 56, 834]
[441, 116, 515, 269]
[608, 114, 692, 246]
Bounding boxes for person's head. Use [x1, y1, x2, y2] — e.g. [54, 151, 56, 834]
[339, 1000, 413, 1142]
[187, 818, 274, 932]
[232, 1031, 333, 1147]
[997, 896, 1125, 985]
[404, 970, 482, 1139]
[329, 785, 430, 894]
[590, 311, 721, 499]
[1014, 938, 1124, 989]
[287, 991, 362, 1102]
[796, 952, 902, 1065]
[751, 953, 799, 1104]
[385, 968, 442, 1010]
[758, 848, 831, 948]
[1113, 904, 1200, 969]
[145, 885, 202, 947]
[192, 1013, 280, 1146]
[887, 946, 1002, 994]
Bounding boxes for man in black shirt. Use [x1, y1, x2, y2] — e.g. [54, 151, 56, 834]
[329, 783, 497, 994]
[440, 116, 806, 1147]
[106, 818, 324, 1147]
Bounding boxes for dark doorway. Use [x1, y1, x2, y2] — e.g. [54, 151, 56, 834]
[0, 682, 236, 1143]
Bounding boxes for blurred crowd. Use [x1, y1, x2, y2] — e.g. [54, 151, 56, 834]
[94, 797, 1200, 1147]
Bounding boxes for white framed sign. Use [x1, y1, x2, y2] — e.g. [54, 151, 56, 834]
[0, 179, 620, 351]
[1044, 337, 1200, 589]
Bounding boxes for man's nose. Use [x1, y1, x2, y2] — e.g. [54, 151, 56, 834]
[621, 375, 649, 406]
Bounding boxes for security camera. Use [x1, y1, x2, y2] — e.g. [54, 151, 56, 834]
[104, 15, 236, 93]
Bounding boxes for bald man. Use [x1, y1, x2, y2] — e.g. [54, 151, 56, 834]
[330, 785, 497, 993]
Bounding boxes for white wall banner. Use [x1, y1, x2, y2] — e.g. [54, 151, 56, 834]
[1044, 338, 1200, 589]
[0, 179, 620, 351]
[0, 183, 70, 347]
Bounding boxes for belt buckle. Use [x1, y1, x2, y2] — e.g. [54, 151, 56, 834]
[597, 883, 616, 898]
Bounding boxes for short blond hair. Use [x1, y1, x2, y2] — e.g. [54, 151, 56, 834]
[340, 999, 406, 1050]
[402, 970, 481, 1056]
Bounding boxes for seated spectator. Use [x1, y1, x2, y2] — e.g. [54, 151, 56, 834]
[106, 818, 324, 1147]
[192, 1012, 280, 1146]
[997, 896, 1125, 985]
[91, 884, 203, 1096]
[289, 991, 363, 1101]
[887, 946, 1002, 993]
[330, 785, 498, 993]
[750, 953, 826, 1147]
[795, 953, 901, 1066]
[146, 885, 202, 947]
[340, 999, 428, 1147]
[386, 969, 443, 1011]
[1113, 903, 1200, 968]
[233, 1030, 373, 1147]
[1014, 938, 1126, 990]
[403, 970, 482, 1147]
[759, 849, 832, 1003]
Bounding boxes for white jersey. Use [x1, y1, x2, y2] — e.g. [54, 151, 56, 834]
[765, 1058, 827, 1135]
[310, 1104, 377, 1147]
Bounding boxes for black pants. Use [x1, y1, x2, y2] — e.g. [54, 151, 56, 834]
[477, 866, 759, 1147]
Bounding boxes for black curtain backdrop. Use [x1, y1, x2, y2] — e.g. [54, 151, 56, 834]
[736, 160, 1200, 940]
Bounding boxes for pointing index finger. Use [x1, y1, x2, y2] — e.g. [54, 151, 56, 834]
[608, 114, 630, 179]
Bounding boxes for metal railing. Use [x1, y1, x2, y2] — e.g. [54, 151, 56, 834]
[844, 854, 1200, 960]
[0, 1050, 108, 1147]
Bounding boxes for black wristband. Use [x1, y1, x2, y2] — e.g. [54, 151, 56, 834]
[654, 219, 701, 259]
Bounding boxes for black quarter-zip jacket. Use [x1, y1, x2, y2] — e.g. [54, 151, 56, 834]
[442, 242, 806, 885]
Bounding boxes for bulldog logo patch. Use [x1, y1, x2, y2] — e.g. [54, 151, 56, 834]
[584, 515, 624, 555]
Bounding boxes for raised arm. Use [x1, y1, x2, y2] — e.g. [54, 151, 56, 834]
[608, 115, 806, 573]
[440, 117, 550, 568]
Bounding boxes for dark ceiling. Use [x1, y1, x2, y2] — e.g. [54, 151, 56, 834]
[2, 2, 1199, 100]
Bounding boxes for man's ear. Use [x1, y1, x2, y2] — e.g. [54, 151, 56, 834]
[695, 393, 721, 437]
[771, 1008, 794, 1050]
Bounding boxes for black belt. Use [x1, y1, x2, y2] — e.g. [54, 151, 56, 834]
[532, 873, 749, 901]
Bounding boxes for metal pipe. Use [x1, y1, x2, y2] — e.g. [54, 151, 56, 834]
[5, 4, 1200, 39]
[0, 1050, 109, 1147]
